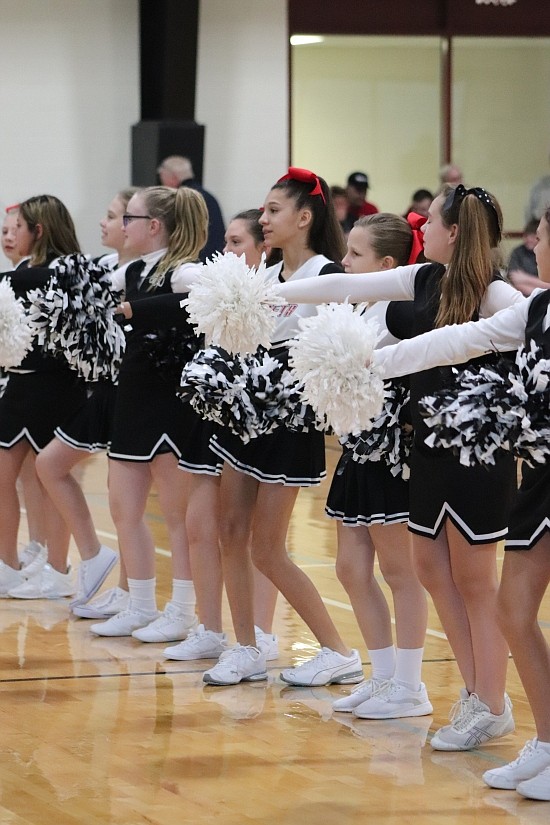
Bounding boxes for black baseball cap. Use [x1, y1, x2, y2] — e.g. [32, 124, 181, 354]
[347, 172, 369, 188]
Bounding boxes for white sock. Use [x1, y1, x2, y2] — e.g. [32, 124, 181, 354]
[170, 579, 196, 615]
[127, 577, 157, 613]
[369, 645, 396, 681]
[394, 647, 424, 691]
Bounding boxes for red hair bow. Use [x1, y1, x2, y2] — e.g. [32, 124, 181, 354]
[406, 211, 427, 264]
[277, 167, 326, 204]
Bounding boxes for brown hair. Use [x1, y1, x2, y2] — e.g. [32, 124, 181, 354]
[435, 184, 503, 328]
[354, 213, 413, 267]
[19, 194, 81, 266]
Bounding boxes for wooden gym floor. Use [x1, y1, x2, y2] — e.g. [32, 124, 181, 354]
[0, 440, 549, 825]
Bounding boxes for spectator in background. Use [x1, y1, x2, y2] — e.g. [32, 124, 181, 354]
[157, 155, 225, 263]
[404, 188, 433, 219]
[525, 153, 550, 222]
[507, 218, 546, 296]
[330, 185, 353, 236]
[345, 172, 379, 225]
[439, 163, 463, 188]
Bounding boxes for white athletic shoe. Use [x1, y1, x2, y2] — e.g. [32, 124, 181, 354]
[254, 626, 279, 661]
[131, 603, 196, 642]
[8, 563, 75, 599]
[1, 545, 48, 596]
[352, 678, 433, 719]
[19, 540, 47, 568]
[163, 624, 226, 660]
[516, 765, 550, 801]
[90, 608, 158, 637]
[72, 587, 129, 619]
[332, 677, 386, 712]
[70, 545, 118, 608]
[483, 738, 550, 790]
[280, 648, 363, 687]
[0, 561, 27, 596]
[203, 645, 268, 686]
[430, 692, 514, 751]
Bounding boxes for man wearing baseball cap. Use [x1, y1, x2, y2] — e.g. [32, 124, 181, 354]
[345, 171, 379, 224]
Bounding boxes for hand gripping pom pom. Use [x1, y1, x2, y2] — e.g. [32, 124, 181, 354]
[27, 254, 125, 381]
[288, 302, 385, 436]
[419, 342, 550, 467]
[0, 279, 34, 368]
[181, 252, 282, 354]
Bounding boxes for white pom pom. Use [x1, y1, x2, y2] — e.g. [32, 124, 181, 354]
[182, 252, 281, 353]
[289, 302, 385, 435]
[0, 279, 34, 368]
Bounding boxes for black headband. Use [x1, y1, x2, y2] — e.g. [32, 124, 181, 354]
[444, 184, 502, 240]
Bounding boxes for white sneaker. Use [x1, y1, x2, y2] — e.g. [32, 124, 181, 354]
[163, 624, 226, 660]
[430, 692, 515, 751]
[483, 739, 550, 790]
[19, 540, 46, 568]
[353, 678, 433, 719]
[131, 603, 196, 642]
[280, 648, 363, 687]
[90, 607, 158, 637]
[70, 545, 118, 608]
[332, 677, 386, 712]
[203, 645, 268, 685]
[0, 560, 27, 596]
[72, 587, 129, 619]
[516, 765, 550, 801]
[255, 626, 279, 661]
[8, 563, 75, 599]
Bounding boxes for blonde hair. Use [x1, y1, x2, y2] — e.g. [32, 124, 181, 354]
[355, 213, 413, 267]
[139, 186, 209, 289]
[435, 184, 503, 328]
[19, 194, 80, 266]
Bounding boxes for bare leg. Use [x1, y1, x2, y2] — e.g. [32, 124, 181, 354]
[151, 453, 191, 581]
[108, 459, 155, 579]
[0, 441, 31, 568]
[498, 538, 550, 740]
[252, 562, 279, 633]
[185, 473, 223, 631]
[19, 451, 46, 544]
[371, 523, 427, 650]
[252, 483, 352, 655]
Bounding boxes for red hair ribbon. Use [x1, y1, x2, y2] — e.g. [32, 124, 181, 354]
[277, 167, 326, 204]
[406, 211, 427, 264]
[5, 203, 20, 213]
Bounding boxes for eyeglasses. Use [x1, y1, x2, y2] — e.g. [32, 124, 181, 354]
[122, 214, 151, 228]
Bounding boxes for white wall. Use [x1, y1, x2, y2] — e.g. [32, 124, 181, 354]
[0, 0, 139, 266]
[196, 0, 289, 222]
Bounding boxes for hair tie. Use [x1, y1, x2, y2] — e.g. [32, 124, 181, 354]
[406, 211, 426, 264]
[444, 184, 501, 239]
[277, 167, 326, 204]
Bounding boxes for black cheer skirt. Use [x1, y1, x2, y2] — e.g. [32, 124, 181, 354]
[326, 450, 409, 526]
[55, 380, 117, 452]
[0, 370, 87, 452]
[210, 425, 325, 486]
[505, 462, 550, 550]
[407, 444, 517, 545]
[109, 371, 220, 472]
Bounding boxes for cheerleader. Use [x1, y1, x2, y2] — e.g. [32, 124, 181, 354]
[328, 214, 431, 719]
[365, 207, 550, 800]
[274, 185, 523, 747]
[201, 168, 363, 687]
[89, 186, 209, 640]
[35, 189, 141, 617]
[0, 195, 87, 597]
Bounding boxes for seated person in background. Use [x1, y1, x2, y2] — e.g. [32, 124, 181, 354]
[404, 188, 433, 219]
[345, 172, 379, 225]
[507, 218, 545, 296]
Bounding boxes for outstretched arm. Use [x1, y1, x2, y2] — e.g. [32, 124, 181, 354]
[373, 296, 531, 379]
[275, 265, 421, 305]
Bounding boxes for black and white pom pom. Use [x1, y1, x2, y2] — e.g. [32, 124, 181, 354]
[342, 380, 412, 479]
[27, 254, 125, 381]
[0, 279, 34, 368]
[288, 301, 385, 436]
[420, 342, 550, 467]
[142, 326, 202, 387]
[181, 252, 282, 353]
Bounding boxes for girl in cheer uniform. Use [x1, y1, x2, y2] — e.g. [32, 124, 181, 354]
[275, 185, 523, 747]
